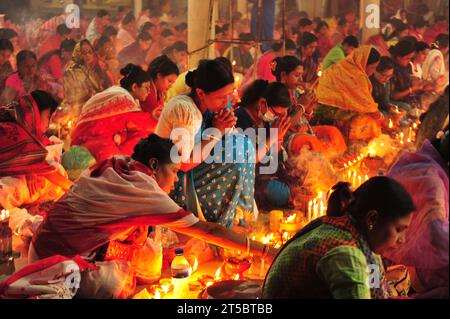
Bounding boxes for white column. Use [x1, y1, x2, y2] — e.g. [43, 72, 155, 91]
[188, 0, 216, 69]
[360, 0, 381, 44]
[134, 0, 143, 19]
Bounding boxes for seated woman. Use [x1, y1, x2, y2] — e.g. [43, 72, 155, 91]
[156, 58, 255, 228]
[61, 39, 113, 121]
[422, 34, 449, 93]
[390, 40, 424, 115]
[38, 39, 77, 101]
[71, 64, 154, 164]
[315, 46, 383, 143]
[0, 91, 72, 212]
[234, 80, 292, 208]
[140, 55, 179, 123]
[0, 39, 14, 96]
[30, 134, 277, 297]
[0, 50, 53, 105]
[272, 55, 346, 158]
[263, 177, 415, 299]
[370, 56, 395, 115]
[298, 32, 319, 89]
[387, 133, 449, 299]
[94, 36, 120, 85]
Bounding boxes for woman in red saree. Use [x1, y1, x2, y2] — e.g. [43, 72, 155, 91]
[0, 91, 72, 210]
[140, 55, 179, 123]
[71, 64, 156, 164]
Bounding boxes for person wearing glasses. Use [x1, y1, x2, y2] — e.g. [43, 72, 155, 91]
[70, 64, 155, 164]
[370, 56, 396, 115]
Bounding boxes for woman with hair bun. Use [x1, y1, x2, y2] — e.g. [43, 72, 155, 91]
[71, 63, 154, 163]
[156, 58, 257, 228]
[263, 177, 415, 299]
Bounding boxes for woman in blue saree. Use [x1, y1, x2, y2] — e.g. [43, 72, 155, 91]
[156, 58, 257, 228]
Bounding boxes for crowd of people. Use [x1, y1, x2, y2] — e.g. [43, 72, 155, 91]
[0, 3, 448, 300]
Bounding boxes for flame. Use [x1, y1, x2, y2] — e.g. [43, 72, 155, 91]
[206, 281, 214, 287]
[232, 60, 237, 67]
[368, 148, 376, 156]
[317, 70, 323, 77]
[0, 209, 9, 221]
[215, 267, 222, 280]
[190, 256, 199, 274]
[161, 285, 170, 294]
[67, 120, 73, 129]
[286, 214, 297, 224]
[154, 290, 161, 299]
[233, 274, 240, 281]
[389, 119, 393, 129]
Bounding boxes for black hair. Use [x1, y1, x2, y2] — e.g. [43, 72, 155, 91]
[120, 63, 151, 91]
[60, 39, 76, 53]
[161, 29, 174, 38]
[298, 18, 312, 29]
[400, 36, 418, 45]
[30, 90, 59, 116]
[272, 55, 302, 81]
[413, 18, 427, 29]
[138, 31, 152, 42]
[94, 36, 112, 52]
[172, 41, 187, 52]
[132, 134, 176, 166]
[415, 41, 430, 53]
[263, 82, 291, 108]
[56, 24, 71, 36]
[239, 80, 291, 108]
[186, 58, 234, 94]
[118, 6, 127, 13]
[122, 12, 135, 25]
[337, 17, 348, 27]
[239, 32, 255, 42]
[387, 21, 408, 41]
[299, 32, 318, 47]
[389, 40, 415, 57]
[367, 48, 381, 65]
[271, 42, 284, 52]
[315, 21, 329, 34]
[0, 38, 13, 52]
[16, 50, 37, 66]
[175, 22, 188, 32]
[433, 33, 449, 50]
[0, 28, 18, 40]
[102, 26, 118, 38]
[376, 56, 395, 72]
[140, 22, 156, 33]
[148, 55, 179, 80]
[285, 39, 297, 51]
[342, 35, 359, 48]
[327, 177, 415, 225]
[97, 10, 109, 18]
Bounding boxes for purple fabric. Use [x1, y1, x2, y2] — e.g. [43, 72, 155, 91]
[387, 140, 449, 293]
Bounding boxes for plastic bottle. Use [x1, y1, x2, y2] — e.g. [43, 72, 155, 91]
[171, 248, 191, 298]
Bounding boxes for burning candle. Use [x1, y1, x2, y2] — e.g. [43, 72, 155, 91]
[358, 175, 362, 188]
[400, 132, 405, 145]
[308, 201, 313, 222]
[389, 119, 393, 129]
[270, 210, 284, 233]
[407, 127, 413, 143]
[0, 209, 9, 222]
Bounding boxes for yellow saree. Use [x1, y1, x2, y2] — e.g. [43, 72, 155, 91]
[316, 45, 378, 114]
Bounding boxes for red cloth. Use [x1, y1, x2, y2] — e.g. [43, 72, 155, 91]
[38, 34, 61, 59]
[71, 111, 157, 164]
[423, 23, 449, 45]
[257, 51, 277, 82]
[39, 54, 64, 82]
[140, 82, 163, 116]
[0, 94, 55, 176]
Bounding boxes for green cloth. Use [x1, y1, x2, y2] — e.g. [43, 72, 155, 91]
[317, 246, 371, 299]
[263, 222, 372, 299]
[323, 45, 346, 71]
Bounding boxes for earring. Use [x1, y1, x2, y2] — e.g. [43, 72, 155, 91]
[368, 224, 374, 231]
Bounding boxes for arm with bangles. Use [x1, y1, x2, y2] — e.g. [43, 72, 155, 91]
[170, 220, 277, 262]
